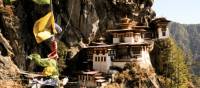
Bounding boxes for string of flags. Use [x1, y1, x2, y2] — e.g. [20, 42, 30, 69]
[32, 0, 62, 60]
[30, 0, 63, 86]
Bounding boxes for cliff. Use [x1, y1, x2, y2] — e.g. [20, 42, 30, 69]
[0, 55, 23, 88]
[0, 0, 193, 88]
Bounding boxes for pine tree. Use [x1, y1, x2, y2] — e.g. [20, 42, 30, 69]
[151, 38, 192, 88]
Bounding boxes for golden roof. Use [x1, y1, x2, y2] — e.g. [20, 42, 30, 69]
[118, 16, 137, 29]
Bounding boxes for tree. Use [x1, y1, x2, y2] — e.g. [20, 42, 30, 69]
[150, 38, 192, 88]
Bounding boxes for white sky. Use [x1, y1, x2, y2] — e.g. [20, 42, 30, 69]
[152, 0, 200, 24]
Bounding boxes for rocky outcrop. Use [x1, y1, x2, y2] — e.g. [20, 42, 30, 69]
[0, 0, 157, 67]
[0, 0, 169, 88]
[110, 62, 160, 88]
[0, 55, 23, 88]
[0, 0, 27, 69]
[55, 0, 156, 45]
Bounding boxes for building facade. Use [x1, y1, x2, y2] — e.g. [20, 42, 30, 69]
[77, 17, 169, 87]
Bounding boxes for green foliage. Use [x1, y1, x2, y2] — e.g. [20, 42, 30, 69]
[168, 22, 200, 65]
[151, 38, 191, 88]
[57, 41, 68, 73]
[169, 22, 200, 87]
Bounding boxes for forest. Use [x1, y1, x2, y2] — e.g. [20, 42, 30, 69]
[169, 22, 200, 87]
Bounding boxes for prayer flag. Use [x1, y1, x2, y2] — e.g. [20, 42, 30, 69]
[33, 11, 57, 44]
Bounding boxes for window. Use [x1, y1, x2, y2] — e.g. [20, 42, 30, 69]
[95, 57, 98, 61]
[111, 56, 114, 60]
[85, 76, 87, 80]
[134, 34, 140, 42]
[120, 34, 125, 42]
[104, 56, 106, 62]
[132, 47, 142, 54]
[108, 51, 110, 55]
[162, 31, 166, 36]
[101, 57, 103, 62]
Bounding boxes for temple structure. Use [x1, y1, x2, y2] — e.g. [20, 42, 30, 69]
[152, 18, 170, 39]
[77, 16, 169, 87]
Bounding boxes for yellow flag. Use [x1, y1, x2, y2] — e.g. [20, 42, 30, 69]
[33, 11, 57, 44]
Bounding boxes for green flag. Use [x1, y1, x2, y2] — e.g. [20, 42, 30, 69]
[32, 0, 51, 5]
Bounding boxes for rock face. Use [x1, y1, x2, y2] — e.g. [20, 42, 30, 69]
[0, 55, 23, 88]
[55, 0, 155, 45]
[0, 0, 161, 88]
[1, 0, 156, 68]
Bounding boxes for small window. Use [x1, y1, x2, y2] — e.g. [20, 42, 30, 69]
[86, 76, 88, 80]
[113, 50, 115, 54]
[95, 57, 97, 61]
[135, 36, 139, 42]
[162, 31, 166, 36]
[104, 56, 106, 62]
[101, 57, 103, 62]
[89, 76, 92, 80]
[111, 56, 113, 60]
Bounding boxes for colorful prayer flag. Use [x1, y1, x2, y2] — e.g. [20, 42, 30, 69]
[33, 11, 57, 44]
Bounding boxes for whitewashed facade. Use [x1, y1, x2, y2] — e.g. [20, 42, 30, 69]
[93, 53, 112, 73]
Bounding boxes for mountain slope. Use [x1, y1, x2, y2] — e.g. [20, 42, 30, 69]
[169, 22, 200, 61]
[168, 22, 200, 87]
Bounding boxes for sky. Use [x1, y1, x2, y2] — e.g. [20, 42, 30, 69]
[152, 0, 200, 24]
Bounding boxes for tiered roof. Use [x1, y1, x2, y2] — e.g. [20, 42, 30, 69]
[107, 16, 148, 32]
[152, 17, 170, 27]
